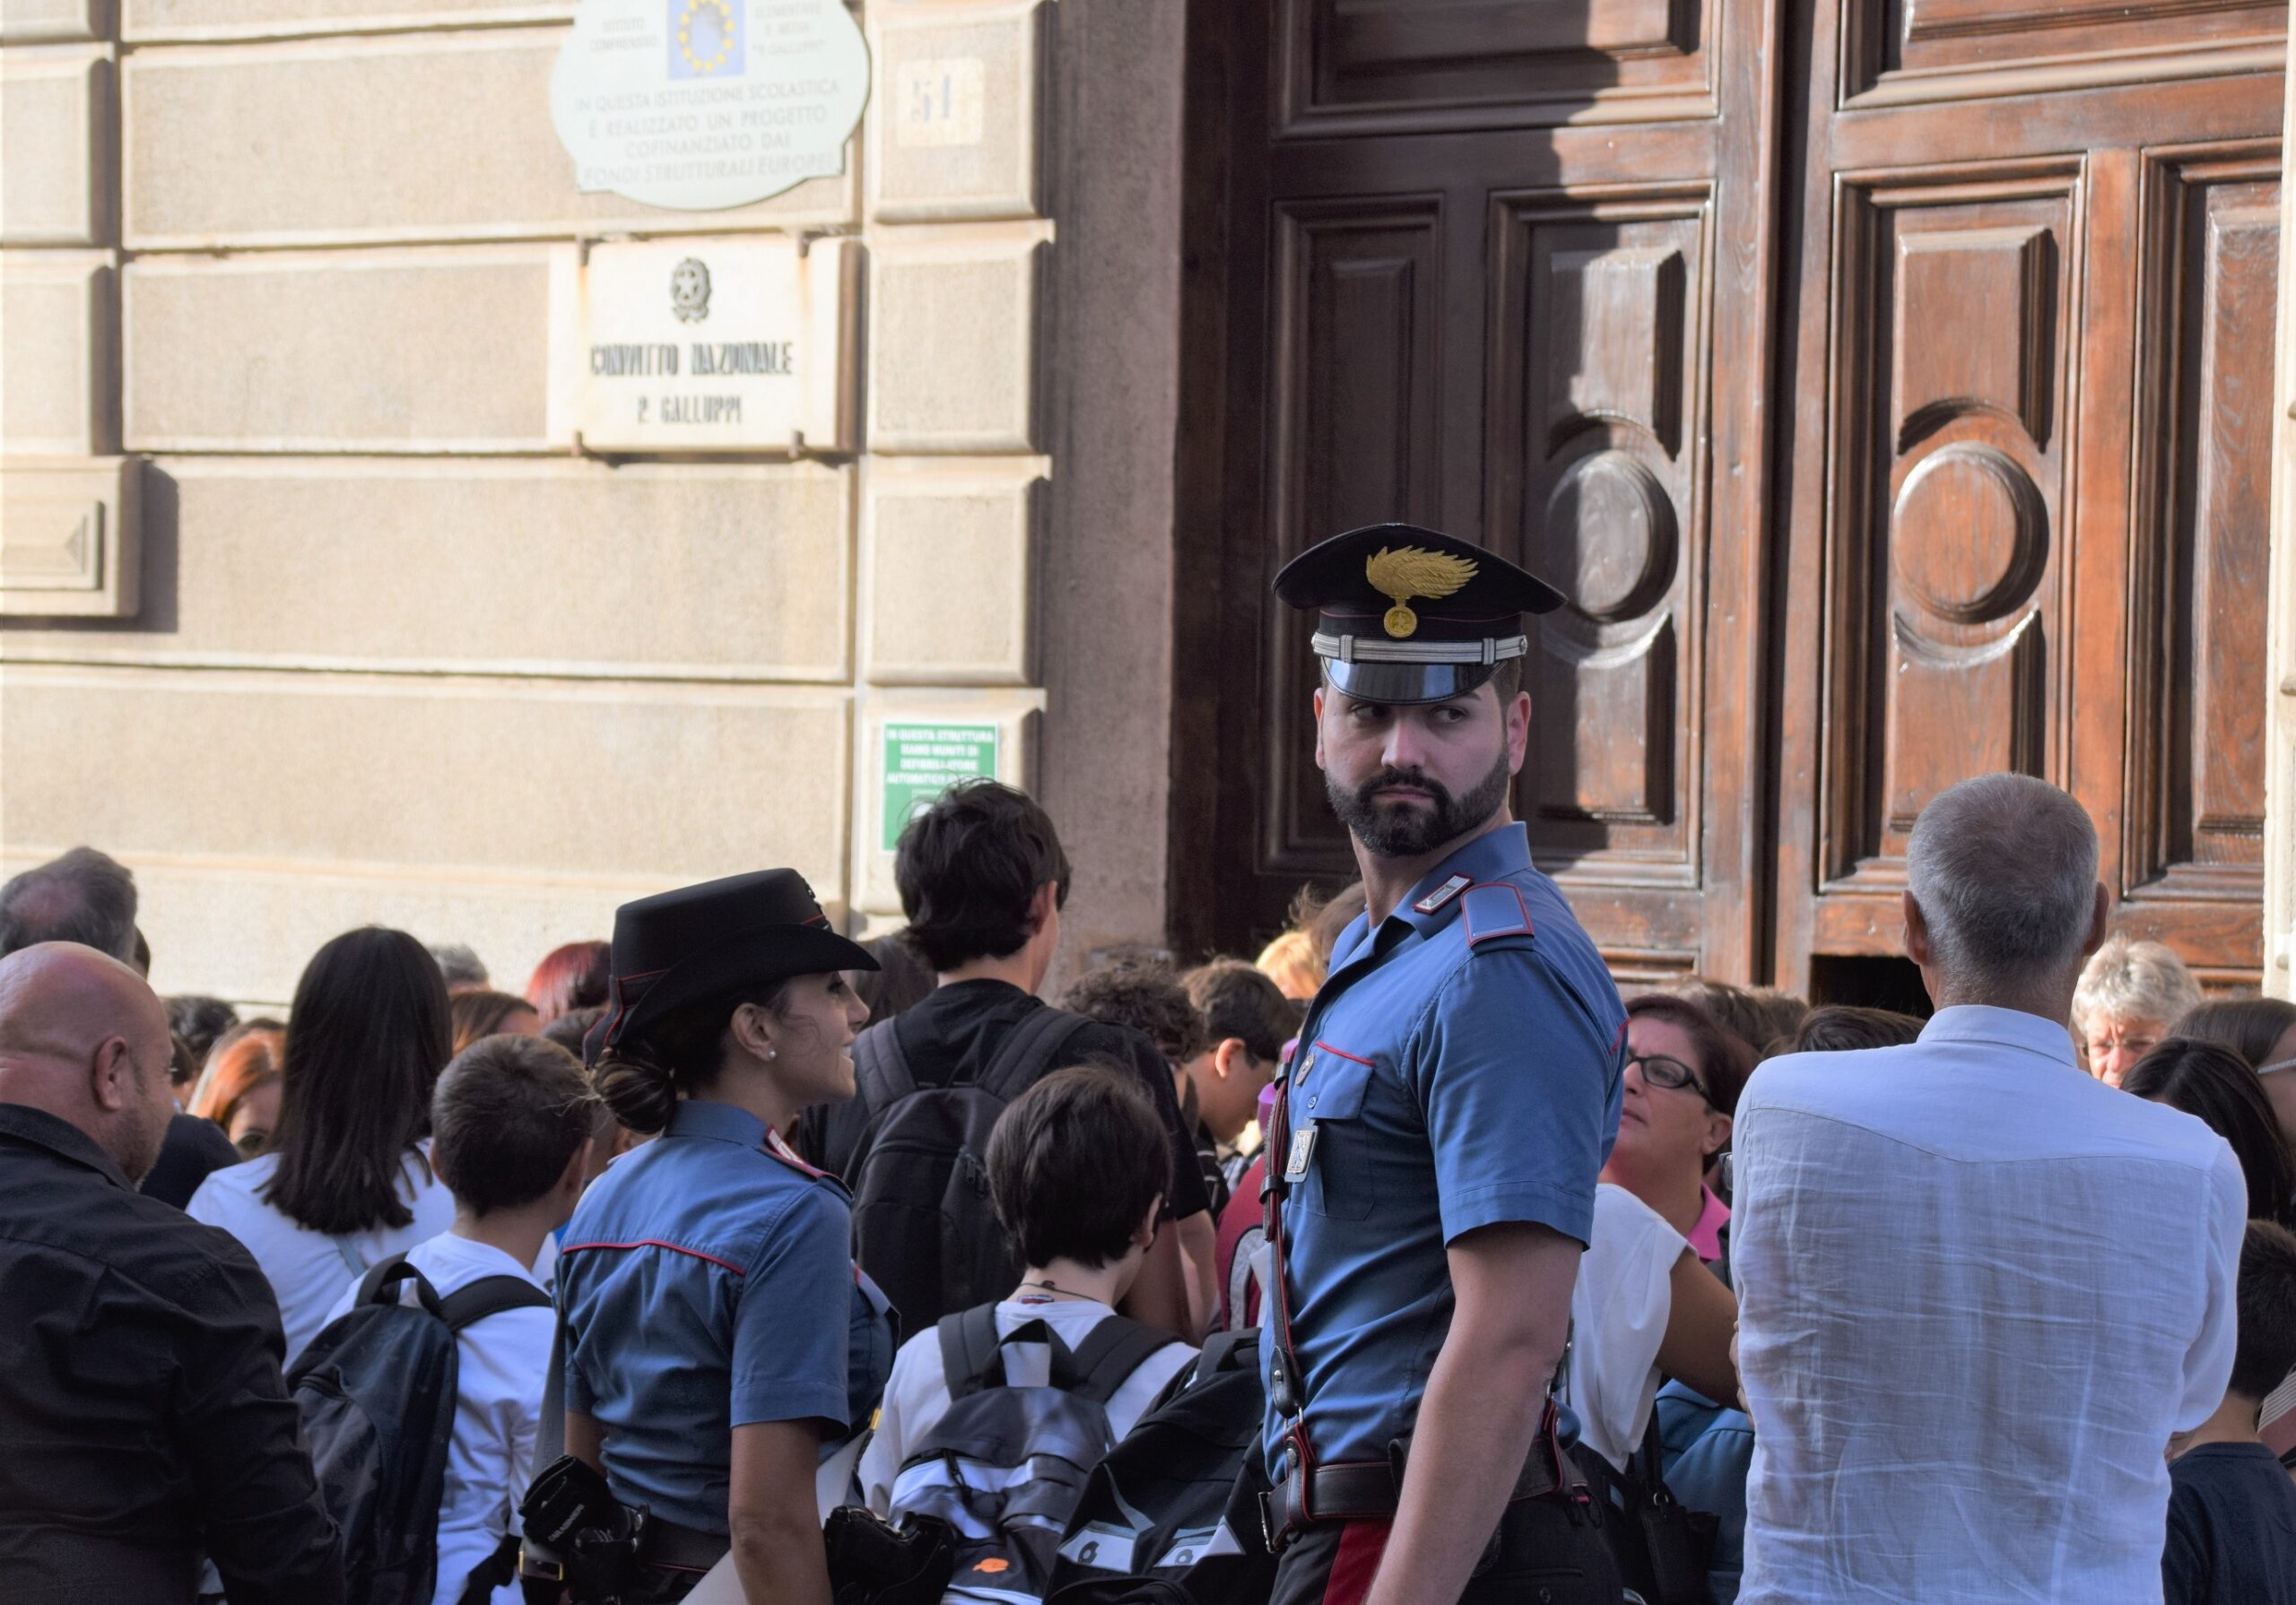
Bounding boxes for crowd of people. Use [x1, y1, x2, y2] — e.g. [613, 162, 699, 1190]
[3, 521, 2293, 1605]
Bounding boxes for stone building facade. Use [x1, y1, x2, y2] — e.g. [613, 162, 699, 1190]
[1, 0, 1187, 1007]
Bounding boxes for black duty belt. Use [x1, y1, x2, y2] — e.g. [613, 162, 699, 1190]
[1262, 1418, 1575, 1550]
[638, 1514, 732, 1573]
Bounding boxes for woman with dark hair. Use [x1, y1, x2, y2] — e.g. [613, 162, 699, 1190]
[2178, 996, 2296, 1161]
[1560, 993, 1745, 1473]
[524, 939, 613, 1025]
[187, 926, 456, 1361]
[448, 987, 542, 1054]
[553, 871, 884, 1603]
[2123, 1038, 2296, 1230]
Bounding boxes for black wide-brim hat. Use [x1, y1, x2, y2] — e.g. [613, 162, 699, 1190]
[585, 868, 876, 1064]
[1274, 522, 1567, 705]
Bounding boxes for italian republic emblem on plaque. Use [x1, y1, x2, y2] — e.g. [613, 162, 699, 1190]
[670, 257, 712, 323]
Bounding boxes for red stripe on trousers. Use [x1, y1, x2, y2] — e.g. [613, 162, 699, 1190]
[1322, 1520, 1392, 1605]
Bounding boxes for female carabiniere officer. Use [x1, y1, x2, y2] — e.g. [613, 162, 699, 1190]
[557, 870, 877, 1604]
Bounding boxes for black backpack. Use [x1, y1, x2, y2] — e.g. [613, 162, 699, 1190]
[287, 1254, 552, 1605]
[845, 1007, 1091, 1332]
[889, 1304, 1176, 1604]
[1043, 1329, 1276, 1605]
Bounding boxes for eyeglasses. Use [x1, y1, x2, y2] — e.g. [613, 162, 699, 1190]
[1626, 1052, 1714, 1107]
[2258, 1057, 2296, 1078]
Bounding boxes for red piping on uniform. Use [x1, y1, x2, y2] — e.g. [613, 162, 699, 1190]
[1311, 1040, 1374, 1067]
[559, 1239, 745, 1276]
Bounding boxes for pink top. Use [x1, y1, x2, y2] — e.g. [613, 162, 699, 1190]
[1688, 1184, 1730, 1262]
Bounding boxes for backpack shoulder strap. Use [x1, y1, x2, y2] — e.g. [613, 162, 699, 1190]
[1062, 1314, 1176, 1407]
[978, 1005, 1093, 1102]
[936, 1304, 1008, 1402]
[438, 1274, 552, 1332]
[853, 1018, 918, 1109]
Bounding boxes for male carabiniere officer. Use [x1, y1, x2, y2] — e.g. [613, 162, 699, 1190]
[1258, 524, 1627, 1604]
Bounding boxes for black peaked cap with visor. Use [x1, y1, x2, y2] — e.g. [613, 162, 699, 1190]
[584, 868, 876, 1066]
[1273, 522, 1567, 706]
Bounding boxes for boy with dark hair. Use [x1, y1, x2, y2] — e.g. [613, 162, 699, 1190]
[860, 1066, 1199, 1515]
[2164, 1219, 2296, 1604]
[797, 780, 1215, 1338]
[322, 1034, 596, 1605]
[1063, 962, 1210, 1068]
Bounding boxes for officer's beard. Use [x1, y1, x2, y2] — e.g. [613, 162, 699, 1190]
[1327, 747, 1514, 859]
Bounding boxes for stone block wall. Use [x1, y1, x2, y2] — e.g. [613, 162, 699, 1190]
[1, 0, 1071, 1007]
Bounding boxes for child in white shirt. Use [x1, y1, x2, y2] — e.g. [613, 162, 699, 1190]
[862, 1066, 1199, 1514]
[323, 1034, 594, 1605]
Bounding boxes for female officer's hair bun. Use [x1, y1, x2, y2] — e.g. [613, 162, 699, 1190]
[591, 1041, 679, 1134]
[589, 977, 801, 1134]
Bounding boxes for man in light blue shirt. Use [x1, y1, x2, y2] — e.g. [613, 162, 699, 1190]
[1732, 773, 2246, 1603]
[1259, 523, 1625, 1605]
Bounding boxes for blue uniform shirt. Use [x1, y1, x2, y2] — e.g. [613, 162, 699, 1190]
[559, 1099, 863, 1534]
[1262, 822, 1625, 1471]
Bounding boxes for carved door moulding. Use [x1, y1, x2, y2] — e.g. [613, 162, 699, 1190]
[1273, 0, 1722, 137]
[1817, 159, 2081, 895]
[2126, 139, 2282, 905]
[1840, 0, 2285, 110]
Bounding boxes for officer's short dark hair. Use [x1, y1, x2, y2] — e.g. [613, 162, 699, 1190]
[2232, 1221, 2296, 1401]
[1062, 963, 1206, 1063]
[431, 1035, 597, 1216]
[1184, 959, 1300, 1064]
[987, 1066, 1170, 1270]
[894, 780, 1072, 972]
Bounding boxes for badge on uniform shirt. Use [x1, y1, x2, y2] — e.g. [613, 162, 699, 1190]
[1413, 873, 1472, 915]
[1284, 1124, 1318, 1183]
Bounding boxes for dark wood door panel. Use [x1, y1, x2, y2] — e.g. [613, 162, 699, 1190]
[1819, 168, 2079, 892]
[1260, 199, 1452, 876]
[2127, 145, 2279, 909]
[1275, 0, 1720, 134]
[1486, 192, 1710, 885]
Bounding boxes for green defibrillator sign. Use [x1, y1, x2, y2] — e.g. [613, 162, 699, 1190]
[881, 722, 1002, 851]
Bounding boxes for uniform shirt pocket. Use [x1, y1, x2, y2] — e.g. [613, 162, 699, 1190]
[1296, 1046, 1378, 1222]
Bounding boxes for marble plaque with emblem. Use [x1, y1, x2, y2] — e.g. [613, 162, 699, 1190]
[561, 236, 858, 453]
[551, 0, 870, 212]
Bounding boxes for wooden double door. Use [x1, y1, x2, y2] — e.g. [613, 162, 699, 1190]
[1170, 0, 2287, 996]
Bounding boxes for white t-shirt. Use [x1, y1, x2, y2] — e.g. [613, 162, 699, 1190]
[1564, 1182, 1690, 1473]
[860, 1298, 1198, 1517]
[187, 1146, 456, 1365]
[322, 1232, 555, 1605]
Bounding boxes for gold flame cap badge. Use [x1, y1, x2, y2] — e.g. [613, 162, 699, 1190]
[1365, 546, 1478, 638]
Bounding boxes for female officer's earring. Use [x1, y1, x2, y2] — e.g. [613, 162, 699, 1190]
[766, 1049, 777, 1060]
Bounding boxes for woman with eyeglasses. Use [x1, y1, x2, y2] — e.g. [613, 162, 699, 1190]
[2177, 996, 2296, 1165]
[1561, 993, 1747, 1475]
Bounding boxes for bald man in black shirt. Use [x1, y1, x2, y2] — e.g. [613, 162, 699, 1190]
[0, 943, 343, 1604]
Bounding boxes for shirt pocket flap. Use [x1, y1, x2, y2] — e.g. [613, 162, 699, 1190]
[1299, 1044, 1376, 1122]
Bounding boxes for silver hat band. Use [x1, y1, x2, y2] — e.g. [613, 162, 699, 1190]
[1311, 631, 1530, 666]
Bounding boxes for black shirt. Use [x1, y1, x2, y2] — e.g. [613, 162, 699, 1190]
[800, 978, 1212, 1222]
[139, 1111, 241, 1210]
[2164, 1440, 2296, 1605]
[0, 1104, 344, 1605]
